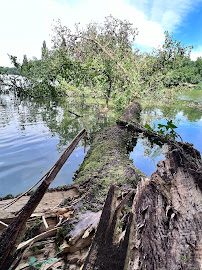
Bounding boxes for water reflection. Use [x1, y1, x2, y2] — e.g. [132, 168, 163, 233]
[0, 94, 116, 197]
[0, 92, 201, 196]
[131, 101, 202, 177]
[178, 87, 202, 102]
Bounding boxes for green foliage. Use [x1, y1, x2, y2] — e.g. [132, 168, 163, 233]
[28, 256, 58, 269]
[181, 255, 188, 261]
[145, 119, 180, 140]
[0, 193, 14, 200]
[1, 17, 201, 104]
[55, 223, 75, 246]
[23, 219, 41, 241]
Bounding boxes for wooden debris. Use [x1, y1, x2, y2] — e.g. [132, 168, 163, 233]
[69, 211, 101, 246]
[83, 185, 134, 270]
[17, 228, 58, 250]
[0, 221, 8, 228]
[61, 233, 94, 254]
[0, 188, 78, 227]
[0, 129, 86, 270]
[129, 145, 202, 270]
[42, 216, 49, 229]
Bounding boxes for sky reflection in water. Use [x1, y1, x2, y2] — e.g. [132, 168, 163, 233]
[0, 93, 201, 196]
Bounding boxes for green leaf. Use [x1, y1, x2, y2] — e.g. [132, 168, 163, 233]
[157, 129, 164, 134]
[145, 124, 153, 130]
[28, 257, 37, 265]
[46, 258, 58, 264]
[169, 123, 178, 129]
[158, 124, 165, 128]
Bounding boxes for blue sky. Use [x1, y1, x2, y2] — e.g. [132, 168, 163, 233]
[0, 0, 202, 67]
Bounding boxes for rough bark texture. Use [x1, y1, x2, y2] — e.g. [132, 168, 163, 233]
[2, 101, 201, 269]
[72, 102, 145, 212]
[129, 144, 202, 270]
[83, 185, 134, 270]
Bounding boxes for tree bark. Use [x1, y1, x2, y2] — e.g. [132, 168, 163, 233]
[116, 119, 202, 269]
[82, 116, 202, 270]
[83, 185, 134, 270]
[129, 143, 202, 269]
[72, 102, 146, 212]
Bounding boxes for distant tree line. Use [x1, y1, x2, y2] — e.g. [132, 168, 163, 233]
[1, 16, 201, 107]
[0, 66, 21, 75]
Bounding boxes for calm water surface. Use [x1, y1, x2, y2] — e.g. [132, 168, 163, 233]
[0, 90, 201, 197]
[0, 94, 115, 196]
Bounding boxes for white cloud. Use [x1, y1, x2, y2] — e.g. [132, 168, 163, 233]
[0, 0, 201, 66]
[134, 0, 202, 32]
[52, 0, 165, 48]
[0, 0, 166, 66]
[190, 47, 202, 60]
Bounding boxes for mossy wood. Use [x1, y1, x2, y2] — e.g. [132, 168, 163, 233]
[1, 101, 201, 269]
[72, 102, 145, 212]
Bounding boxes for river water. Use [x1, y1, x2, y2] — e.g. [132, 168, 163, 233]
[0, 90, 201, 197]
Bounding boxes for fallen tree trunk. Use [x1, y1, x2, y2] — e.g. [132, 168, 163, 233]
[81, 119, 202, 269]
[83, 118, 201, 269]
[71, 102, 146, 212]
[5, 101, 202, 269]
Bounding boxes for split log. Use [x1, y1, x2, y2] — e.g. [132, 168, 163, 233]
[83, 185, 134, 270]
[115, 118, 202, 269]
[81, 143, 202, 269]
[128, 143, 202, 270]
[0, 128, 86, 270]
[80, 116, 202, 269]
